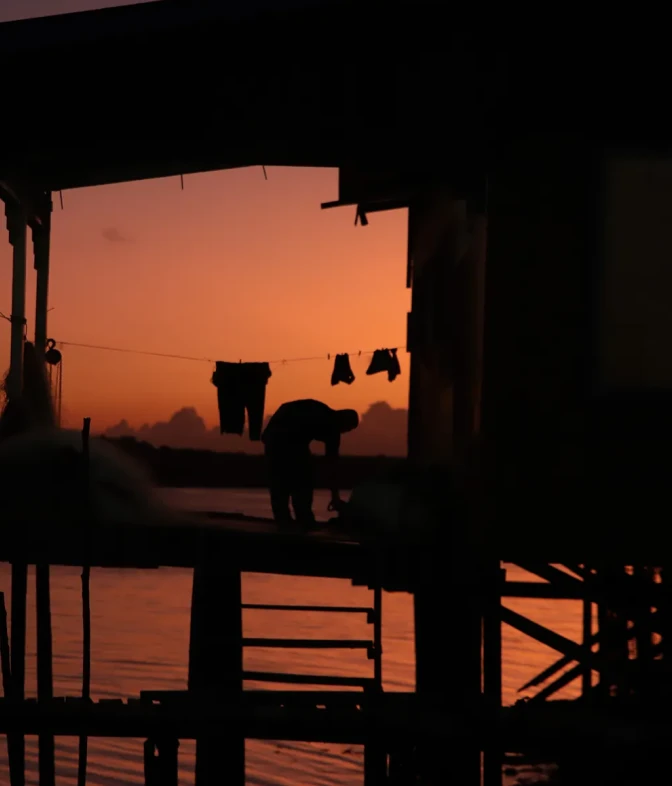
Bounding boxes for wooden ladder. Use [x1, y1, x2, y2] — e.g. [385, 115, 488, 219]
[241, 583, 386, 785]
[241, 585, 383, 692]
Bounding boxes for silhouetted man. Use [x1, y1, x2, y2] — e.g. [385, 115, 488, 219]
[262, 399, 359, 528]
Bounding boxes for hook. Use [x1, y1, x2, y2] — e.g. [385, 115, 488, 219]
[328, 353, 331, 360]
[46, 338, 57, 350]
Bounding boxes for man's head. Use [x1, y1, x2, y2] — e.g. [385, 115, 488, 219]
[336, 409, 359, 434]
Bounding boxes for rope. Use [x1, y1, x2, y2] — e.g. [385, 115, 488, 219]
[53, 340, 407, 366]
[0, 315, 405, 366]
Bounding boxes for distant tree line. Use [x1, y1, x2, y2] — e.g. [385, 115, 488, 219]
[104, 436, 405, 489]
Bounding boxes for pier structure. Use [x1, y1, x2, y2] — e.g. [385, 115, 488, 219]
[1, 3, 672, 784]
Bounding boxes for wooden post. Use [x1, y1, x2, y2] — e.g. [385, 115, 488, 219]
[364, 579, 386, 786]
[406, 189, 486, 786]
[189, 554, 244, 786]
[0, 593, 11, 699]
[581, 566, 593, 698]
[33, 197, 55, 786]
[5, 201, 27, 786]
[144, 739, 158, 786]
[483, 562, 503, 786]
[6, 202, 26, 402]
[36, 568, 55, 786]
[78, 418, 92, 786]
[596, 564, 630, 700]
[0, 591, 22, 786]
[157, 739, 179, 786]
[33, 196, 51, 354]
[144, 739, 179, 786]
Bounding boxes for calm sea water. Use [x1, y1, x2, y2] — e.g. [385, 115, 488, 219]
[0, 489, 581, 785]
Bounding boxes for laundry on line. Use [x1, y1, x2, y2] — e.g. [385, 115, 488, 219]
[366, 348, 401, 382]
[331, 353, 355, 386]
[22, 336, 407, 368]
[211, 361, 272, 442]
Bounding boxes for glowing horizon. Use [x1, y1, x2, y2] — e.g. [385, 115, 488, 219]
[0, 166, 410, 433]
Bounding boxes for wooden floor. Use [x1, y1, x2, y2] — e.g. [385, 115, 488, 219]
[0, 694, 667, 751]
[1, 503, 667, 589]
[0, 511, 418, 590]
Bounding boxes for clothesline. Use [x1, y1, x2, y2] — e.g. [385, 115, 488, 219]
[0, 329, 406, 366]
[56, 340, 407, 365]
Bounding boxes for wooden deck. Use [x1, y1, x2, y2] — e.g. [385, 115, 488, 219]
[0, 511, 418, 591]
[2, 503, 669, 578]
[0, 693, 668, 751]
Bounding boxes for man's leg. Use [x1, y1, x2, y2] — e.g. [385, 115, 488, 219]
[266, 447, 292, 524]
[270, 484, 292, 524]
[290, 456, 316, 527]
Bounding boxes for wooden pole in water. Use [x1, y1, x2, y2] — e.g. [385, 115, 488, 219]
[483, 562, 503, 786]
[190, 555, 244, 786]
[77, 418, 92, 786]
[0, 591, 22, 786]
[35, 566, 55, 786]
[34, 200, 56, 786]
[6, 201, 27, 786]
[0, 593, 11, 698]
[581, 565, 593, 698]
[364, 576, 386, 786]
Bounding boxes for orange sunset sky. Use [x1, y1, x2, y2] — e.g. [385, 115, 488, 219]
[0, 1, 411, 435]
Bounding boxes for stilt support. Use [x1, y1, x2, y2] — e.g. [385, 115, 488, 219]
[5, 200, 28, 786]
[144, 738, 179, 786]
[189, 554, 244, 786]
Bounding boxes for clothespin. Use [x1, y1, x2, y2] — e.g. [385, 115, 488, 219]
[354, 206, 369, 227]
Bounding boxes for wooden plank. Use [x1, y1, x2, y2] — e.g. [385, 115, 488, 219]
[242, 603, 374, 614]
[243, 671, 373, 687]
[243, 638, 372, 649]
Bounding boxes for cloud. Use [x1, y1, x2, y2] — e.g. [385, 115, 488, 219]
[101, 227, 131, 243]
[104, 402, 408, 456]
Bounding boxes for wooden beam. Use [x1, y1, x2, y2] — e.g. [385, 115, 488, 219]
[501, 606, 599, 665]
[33, 192, 55, 786]
[189, 557, 244, 786]
[0, 181, 48, 231]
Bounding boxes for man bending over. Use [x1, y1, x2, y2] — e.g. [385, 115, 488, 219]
[262, 399, 359, 529]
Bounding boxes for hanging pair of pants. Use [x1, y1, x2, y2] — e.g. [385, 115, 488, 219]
[265, 442, 315, 526]
[212, 362, 271, 440]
